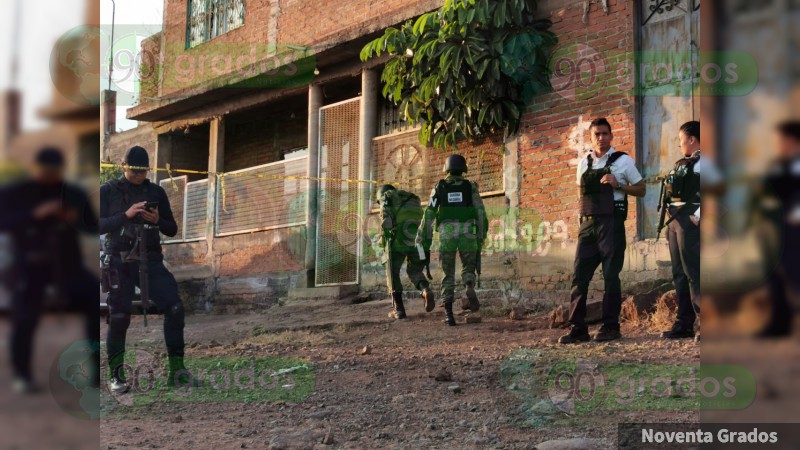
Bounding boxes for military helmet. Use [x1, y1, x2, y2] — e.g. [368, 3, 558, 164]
[375, 184, 396, 203]
[443, 154, 468, 174]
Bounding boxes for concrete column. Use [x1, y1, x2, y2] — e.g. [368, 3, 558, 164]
[358, 70, 379, 272]
[304, 84, 323, 287]
[206, 117, 225, 268]
[100, 90, 116, 161]
[0, 90, 20, 158]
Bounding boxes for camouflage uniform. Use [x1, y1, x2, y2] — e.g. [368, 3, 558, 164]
[378, 189, 430, 296]
[418, 175, 488, 305]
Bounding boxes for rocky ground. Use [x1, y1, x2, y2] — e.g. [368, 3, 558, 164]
[97, 295, 705, 450]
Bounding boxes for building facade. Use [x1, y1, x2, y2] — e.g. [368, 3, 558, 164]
[106, 0, 703, 313]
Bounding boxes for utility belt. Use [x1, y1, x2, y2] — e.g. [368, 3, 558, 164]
[667, 203, 699, 218]
[580, 201, 628, 224]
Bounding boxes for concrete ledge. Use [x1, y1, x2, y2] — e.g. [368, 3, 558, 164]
[172, 264, 214, 282]
[287, 285, 359, 301]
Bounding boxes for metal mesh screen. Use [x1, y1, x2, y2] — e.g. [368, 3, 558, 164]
[160, 177, 187, 242]
[371, 129, 506, 206]
[316, 98, 361, 286]
[215, 157, 308, 236]
[184, 180, 208, 240]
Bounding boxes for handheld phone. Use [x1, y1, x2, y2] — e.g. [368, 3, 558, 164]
[145, 201, 159, 211]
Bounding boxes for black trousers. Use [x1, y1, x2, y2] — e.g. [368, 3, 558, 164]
[10, 264, 99, 382]
[667, 211, 701, 328]
[106, 253, 184, 378]
[568, 214, 626, 330]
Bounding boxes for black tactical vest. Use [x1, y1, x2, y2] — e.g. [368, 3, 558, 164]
[667, 153, 701, 204]
[580, 151, 628, 217]
[104, 178, 162, 254]
[761, 156, 800, 227]
[435, 179, 477, 223]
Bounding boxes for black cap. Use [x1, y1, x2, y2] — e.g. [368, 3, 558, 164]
[124, 146, 150, 170]
[35, 147, 65, 168]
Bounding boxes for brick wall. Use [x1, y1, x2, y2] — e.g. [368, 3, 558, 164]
[164, 126, 210, 182]
[224, 112, 307, 171]
[277, 0, 441, 50]
[105, 125, 158, 165]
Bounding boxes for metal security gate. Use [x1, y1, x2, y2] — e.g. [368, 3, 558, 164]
[315, 98, 361, 286]
[637, 0, 701, 237]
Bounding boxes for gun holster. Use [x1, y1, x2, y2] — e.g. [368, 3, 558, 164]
[100, 254, 120, 293]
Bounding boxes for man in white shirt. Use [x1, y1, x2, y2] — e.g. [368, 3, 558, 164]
[661, 121, 707, 339]
[560, 118, 646, 344]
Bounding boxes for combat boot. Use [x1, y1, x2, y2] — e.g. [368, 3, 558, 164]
[167, 356, 202, 388]
[464, 280, 480, 312]
[388, 292, 407, 320]
[421, 287, 436, 313]
[444, 302, 457, 326]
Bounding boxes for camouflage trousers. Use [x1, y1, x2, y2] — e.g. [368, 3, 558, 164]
[385, 247, 429, 295]
[438, 222, 481, 304]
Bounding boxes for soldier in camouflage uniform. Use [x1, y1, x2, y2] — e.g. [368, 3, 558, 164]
[376, 185, 436, 319]
[416, 155, 488, 326]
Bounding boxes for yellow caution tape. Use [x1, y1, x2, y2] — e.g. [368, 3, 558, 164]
[166, 163, 179, 193]
[100, 162, 410, 208]
[100, 163, 397, 186]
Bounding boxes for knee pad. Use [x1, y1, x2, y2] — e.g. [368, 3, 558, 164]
[164, 302, 185, 329]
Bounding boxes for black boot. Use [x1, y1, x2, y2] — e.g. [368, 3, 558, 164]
[389, 292, 406, 320]
[464, 281, 480, 311]
[661, 322, 695, 339]
[444, 302, 456, 326]
[167, 356, 202, 388]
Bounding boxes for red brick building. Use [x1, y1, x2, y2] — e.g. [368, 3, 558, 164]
[106, 0, 701, 312]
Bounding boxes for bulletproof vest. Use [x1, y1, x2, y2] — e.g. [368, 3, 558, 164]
[580, 151, 628, 216]
[103, 177, 162, 254]
[392, 190, 423, 229]
[761, 157, 800, 225]
[435, 179, 477, 224]
[667, 153, 701, 204]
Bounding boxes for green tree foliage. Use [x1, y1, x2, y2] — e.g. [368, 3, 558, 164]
[100, 163, 123, 184]
[361, 0, 557, 150]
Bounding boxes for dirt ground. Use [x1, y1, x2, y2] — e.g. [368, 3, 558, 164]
[97, 295, 705, 450]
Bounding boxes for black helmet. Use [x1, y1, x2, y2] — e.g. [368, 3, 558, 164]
[375, 184, 396, 203]
[124, 146, 150, 171]
[443, 154, 468, 174]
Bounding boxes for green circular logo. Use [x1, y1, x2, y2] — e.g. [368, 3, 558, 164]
[49, 339, 101, 420]
[49, 25, 102, 106]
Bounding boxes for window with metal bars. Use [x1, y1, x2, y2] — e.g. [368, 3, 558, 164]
[187, 0, 246, 48]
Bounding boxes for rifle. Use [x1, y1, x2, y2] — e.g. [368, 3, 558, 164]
[123, 222, 155, 327]
[656, 176, 668, 241]
[476, 229, 485, 289]
[384, 230, 396, 295]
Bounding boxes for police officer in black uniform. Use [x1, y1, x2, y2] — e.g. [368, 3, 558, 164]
[100, 146, 195, 393]
[754, 121, 800, 337]
[0, 148, 99, 394]
[560, 118, 646, 344]
[661, 121, 706, 339]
